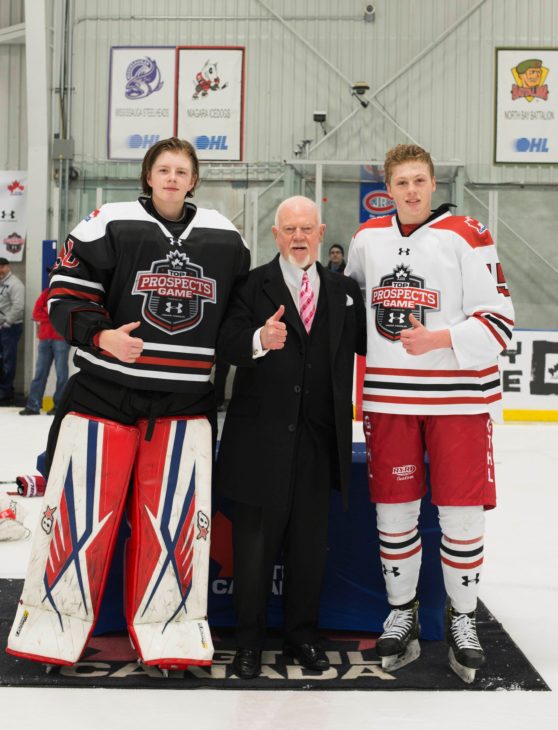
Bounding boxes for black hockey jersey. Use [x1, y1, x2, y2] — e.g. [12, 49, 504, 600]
[48, 199, 249, 393]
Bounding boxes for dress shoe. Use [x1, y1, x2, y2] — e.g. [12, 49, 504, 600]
[283, 642, 330, 671]
[232, 648, 261, 679]
[19, 407, 40, 416]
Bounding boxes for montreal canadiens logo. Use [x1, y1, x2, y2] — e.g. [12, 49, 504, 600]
[371, 264, 440, 341]
[133, 250, 216, 334]
[363, 191, 396, 217]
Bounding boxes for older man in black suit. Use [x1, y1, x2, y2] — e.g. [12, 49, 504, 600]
[215, 196, 366, 679]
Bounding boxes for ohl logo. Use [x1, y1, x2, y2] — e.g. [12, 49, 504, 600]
[194, 135, 229, 151]
[363, 191, 395, 217]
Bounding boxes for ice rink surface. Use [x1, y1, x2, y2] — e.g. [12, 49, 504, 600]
[0, 410, 556, 730]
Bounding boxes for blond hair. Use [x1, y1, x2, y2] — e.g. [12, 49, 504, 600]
[384, 144, 434, 185]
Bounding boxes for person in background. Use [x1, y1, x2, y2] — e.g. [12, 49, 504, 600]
[326, 243, 346, 273]
[19, 285, 70, 416]
[0, 257, 24, 406]
[216, 195, 366, 679]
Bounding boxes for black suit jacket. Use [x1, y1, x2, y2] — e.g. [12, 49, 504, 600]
[215, 255, 366, 508]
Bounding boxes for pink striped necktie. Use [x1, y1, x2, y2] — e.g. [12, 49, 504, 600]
[299, 271, 316, 333]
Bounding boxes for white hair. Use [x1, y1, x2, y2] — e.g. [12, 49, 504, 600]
[274, 196, 321, 227]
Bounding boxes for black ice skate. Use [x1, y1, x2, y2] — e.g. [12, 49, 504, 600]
[446, 605, 485, 683]
[375, 598, 420, 671]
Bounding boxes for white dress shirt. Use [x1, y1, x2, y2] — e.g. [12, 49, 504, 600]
[252, 257, 320, 357]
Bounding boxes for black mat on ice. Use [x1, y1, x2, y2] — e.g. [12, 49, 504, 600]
[0, 579, 549, 691]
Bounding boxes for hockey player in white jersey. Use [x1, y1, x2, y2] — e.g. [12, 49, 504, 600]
[346, 144, 514, 683]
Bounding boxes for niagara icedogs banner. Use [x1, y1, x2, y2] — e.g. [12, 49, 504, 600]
[0, 172, 27, 262]
[175, 46, 245, 161]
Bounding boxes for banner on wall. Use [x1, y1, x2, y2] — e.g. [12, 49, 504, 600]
[495, 48, 558, 163]
[108, 47, 176, 160]
[0, 171, 27, 262]
[359, 182, 395, 223]
[499, 330, 558, 419]
[175, 46, 245, 161]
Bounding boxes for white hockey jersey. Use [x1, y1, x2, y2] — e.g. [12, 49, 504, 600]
[346, 207, 514, 419]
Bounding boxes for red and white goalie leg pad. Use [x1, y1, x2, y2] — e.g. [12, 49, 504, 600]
[7, 413, 139, 665]
[126, 416, 213, 669]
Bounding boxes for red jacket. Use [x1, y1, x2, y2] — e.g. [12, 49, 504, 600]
[33, 289, 64, 340]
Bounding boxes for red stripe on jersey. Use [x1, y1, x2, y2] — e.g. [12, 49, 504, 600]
[379, 528, 417, 538]
[99, 352, 213, 370]
[380, 544, 422, 561]
[135, 355, 213, 370]
[443, 535, 483, 545]
[441, 555, 484, 570]
[366, 365, 499, 378]
[473, 314, 507, 350]
[363, 393, 502, 405]
[49, 287, 103, 303]
[473, 311, 514, 326]
[355, 215, 394, 235]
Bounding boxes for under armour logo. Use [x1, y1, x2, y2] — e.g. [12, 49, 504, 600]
[382, 565, 401, 577]
[388, 312, 406, 324]
[462, 573, 480, 586]
[1, 210, 15, 219]
[165, 301, 184, 314]
[398, 248, 410, 255]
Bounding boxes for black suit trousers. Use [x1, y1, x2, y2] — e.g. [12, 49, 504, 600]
[232, 422, 333, 649]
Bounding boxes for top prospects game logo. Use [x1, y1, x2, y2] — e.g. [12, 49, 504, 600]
[371, 264, 440, 341]
[133, 250, 216, 334]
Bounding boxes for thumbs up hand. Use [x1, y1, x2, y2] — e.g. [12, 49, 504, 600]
[400, 314, 451, 356]
[97, 321, 144, 363]
[261, 305, 287, 350]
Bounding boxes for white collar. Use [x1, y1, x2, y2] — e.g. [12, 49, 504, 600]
[278, 256, 319, 289]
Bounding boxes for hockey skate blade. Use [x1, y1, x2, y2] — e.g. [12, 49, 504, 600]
[448, 647, 477, 684]
[380, 638, 420, 672]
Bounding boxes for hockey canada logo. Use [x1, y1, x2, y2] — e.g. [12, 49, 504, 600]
[464, 217, 487, 235]
[371, 264, 440, 341]
[133, 250, 216, 334]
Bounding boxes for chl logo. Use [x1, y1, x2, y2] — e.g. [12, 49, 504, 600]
[133, 250, 216, 334]
[371, 264, 440, 341]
